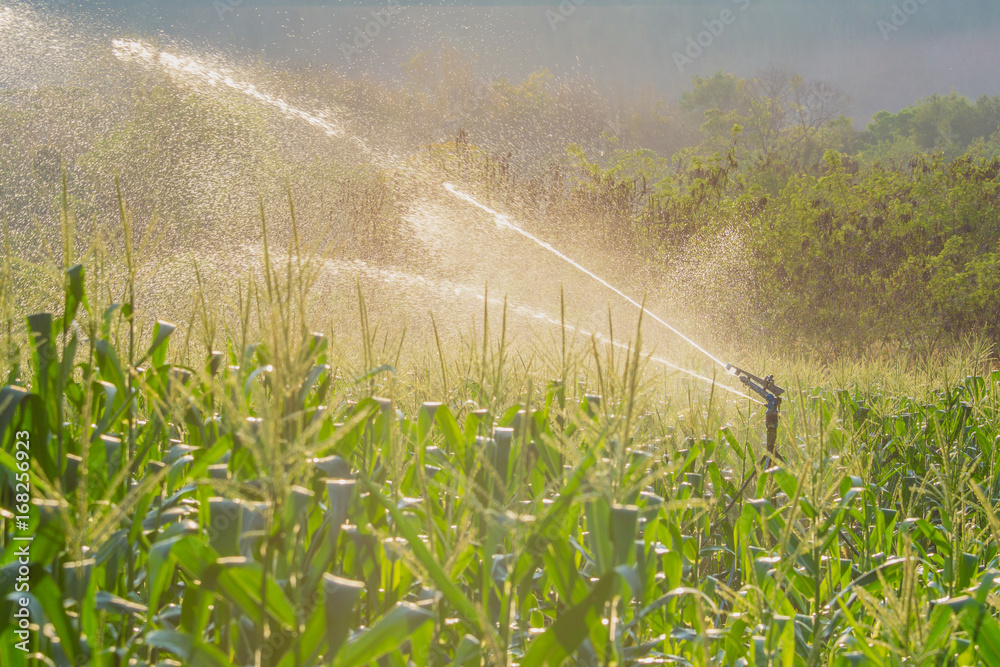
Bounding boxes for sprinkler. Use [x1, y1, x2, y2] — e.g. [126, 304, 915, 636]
[723, 364, 785, 513]
[726, 364, 784, 461]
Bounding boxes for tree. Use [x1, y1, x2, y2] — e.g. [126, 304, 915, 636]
[681, 68, 852, 172]
[862, 92, 1000, 160]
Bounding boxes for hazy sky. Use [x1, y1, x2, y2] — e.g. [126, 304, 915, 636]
[44, 1, 1000, 123]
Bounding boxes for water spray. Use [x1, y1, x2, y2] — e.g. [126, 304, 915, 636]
[112, 35, 781, 494]
[444, 183, 784, 503]
[111, 38, 371, 155]
[443, 183, 730, 369]
[315, 254, 763, 404]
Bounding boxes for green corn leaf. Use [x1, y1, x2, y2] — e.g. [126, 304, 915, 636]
[585, 498, 613, 575]
[520, 573, 615, 667]
[0, 387, 54, 478]
[147, 534, 185, 615]
[367, 481, 482, 629]
[0, 627, 29, 667]
[31, 573, 82, 664]
[968, 613, 1000, 665]
[170, 537, 296, 631]
[90, 380, 120, 440]
[450, 634, 481, 666]
[298, 363, 331, 407]
[323, 574, 365, 661]
[610, 504, 639, 569]
[64, 263, 88, 326]
[417, 401, 442, 446]
[141, 319, 177, 369]
[720, 426, 745, 461]
[26, 313, 55, 399]
[94, 339, 128, 398]
[278, 592, 327, 667]
[94, 590, 147, 617]
[145, 630, 236, 667]
[337, 602, 432, 667]
[58, 329, 79, 396]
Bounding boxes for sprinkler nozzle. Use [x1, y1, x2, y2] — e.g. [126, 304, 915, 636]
[725, 364, 784, 397]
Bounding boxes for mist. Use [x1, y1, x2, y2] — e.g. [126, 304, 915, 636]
[59, 0, 1000, 124]
[5, 3, 1000, 665]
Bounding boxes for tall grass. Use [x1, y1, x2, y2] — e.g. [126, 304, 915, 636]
[1, 193, 1000, 667]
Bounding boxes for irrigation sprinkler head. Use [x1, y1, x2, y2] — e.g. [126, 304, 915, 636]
[725, 364, 784, 398]
[725, 363, 784, 462]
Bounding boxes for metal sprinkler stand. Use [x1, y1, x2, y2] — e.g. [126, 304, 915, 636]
[723, 364, 786, 513]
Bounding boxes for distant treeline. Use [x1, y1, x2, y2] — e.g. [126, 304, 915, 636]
[440, 67, 1000, 355]
[4, 44, 999, 355]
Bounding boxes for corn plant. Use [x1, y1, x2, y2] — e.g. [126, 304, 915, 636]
[2, 194, 1000, 666]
